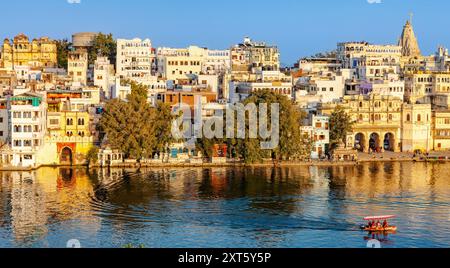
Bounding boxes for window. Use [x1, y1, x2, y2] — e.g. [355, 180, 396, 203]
[417, 114, 422, 122]
[67, 118, 74, 126]
[0, 117, 3, 123]
[0, 131, 3, 137]
[407, 114, 411, 122]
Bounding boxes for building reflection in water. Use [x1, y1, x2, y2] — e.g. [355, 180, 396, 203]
[0, 162, 450, 247]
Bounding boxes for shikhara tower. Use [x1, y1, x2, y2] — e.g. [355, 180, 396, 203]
[398, 17, 422, 57]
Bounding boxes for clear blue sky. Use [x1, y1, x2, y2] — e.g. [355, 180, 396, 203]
[0, 0, 449, 65]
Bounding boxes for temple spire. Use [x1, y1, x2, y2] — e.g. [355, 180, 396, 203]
[398, 16, 421, 57]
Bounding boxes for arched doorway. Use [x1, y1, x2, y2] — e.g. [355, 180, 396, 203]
[60, 147, 73, 165]
[355, 133, 366, 152]
[384, 133, 395, 152]
[369, 133, 381, 152]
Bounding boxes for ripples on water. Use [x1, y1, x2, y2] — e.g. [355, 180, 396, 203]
[1, 162, 450, 248]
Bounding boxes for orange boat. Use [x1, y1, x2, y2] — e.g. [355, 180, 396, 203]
[360, 215, 397, 232]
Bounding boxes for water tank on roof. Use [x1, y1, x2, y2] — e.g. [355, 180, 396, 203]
[72, 32, 97, 48]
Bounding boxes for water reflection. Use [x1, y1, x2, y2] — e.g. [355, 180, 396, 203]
[0, 162, 450, 248]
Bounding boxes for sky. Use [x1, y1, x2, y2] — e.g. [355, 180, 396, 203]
[0, 0, 449, 66]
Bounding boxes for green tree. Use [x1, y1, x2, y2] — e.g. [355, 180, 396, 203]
[230, 90, 312, 164]
[86, 146, 99, 166]
[153, 101, 176, 153]
[56, 39, 72, 68]
[329, 106, 354, 149]
[98, 81, 175, 160]
[89, 33, 116, 65]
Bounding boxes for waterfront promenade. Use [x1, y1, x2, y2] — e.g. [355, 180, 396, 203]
[2, 151, 450, 171]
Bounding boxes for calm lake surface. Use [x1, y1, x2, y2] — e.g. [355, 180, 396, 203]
[1, 162, 450, 248]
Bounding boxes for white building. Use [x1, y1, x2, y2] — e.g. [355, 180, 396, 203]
[203, 49, 231, 75]
[359, 77, 405, 100]
[7, 92, 47, 167]
[112, 77, 132, 100]
[116, 38, 155, 82]
[68, 49, 88, 85]
[157, 46, 205, 81]
[295, 70, 351, 104]
[94, 56, 116, 99]
[301, 115, 330, 159]
[230, 70, 293, 103]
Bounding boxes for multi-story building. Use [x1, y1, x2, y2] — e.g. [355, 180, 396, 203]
[298, 58, 341, 74]
[7, 92, 47, 167]
[402, 103, 433, 152]
[0, 69, 17, 96]
[230, 70, 292, 103]
[319, 95, 404, 153]
[231, 37, 280, 73]
[359, 77, 405, 100]
[0, 99, 8, 145]
[432, 110, 450, 150]
[157, 46, 205, 81]
[337, 42, 402, 71]
[318, 94, 434, 153]
[405, 71, 450, 109]
[94, 56, 116, 99]
[0, 34, 57, 69]
[203, 49, 231, 75]
[301, 115, 330, 159]
[295, 70, 349, 104]
[116, 38, 154, 82]
[68, 49, 88, 85]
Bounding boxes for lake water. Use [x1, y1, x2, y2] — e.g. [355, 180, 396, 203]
[1, 162, 450, 248]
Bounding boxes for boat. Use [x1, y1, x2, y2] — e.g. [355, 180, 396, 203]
[360, 215, 397, 232]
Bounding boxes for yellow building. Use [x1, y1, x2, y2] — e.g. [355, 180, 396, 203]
[37, 100, 94, 166]
[319, 95, 403, 153]
[402, 103, 433, 152]
[0, 34, 57, 69]
[319, 94, 435, 153]
[432, 110, 450, 151]
[405, 71, 450, 109]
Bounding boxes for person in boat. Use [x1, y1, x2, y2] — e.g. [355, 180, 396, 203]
[383, 220, 388, 228]
[376, 221, 381, 228]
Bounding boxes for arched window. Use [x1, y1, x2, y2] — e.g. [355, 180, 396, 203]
[418, 114, 422, 122]
[407, 114, 411, 122]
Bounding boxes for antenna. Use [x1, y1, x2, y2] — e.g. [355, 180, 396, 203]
[409, 12, 414, 24]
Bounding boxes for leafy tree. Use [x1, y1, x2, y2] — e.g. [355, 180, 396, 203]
[88, 33, 116, 66]
[153, 102, 176, 153]
[195, 136, 218, 159]
[86, 146, 99, 166]
[329, 106, 354, 149]
[99, 81, 173, 160]
[230, 90, 312, 164]
[56, 39, 72, 68]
